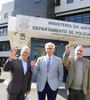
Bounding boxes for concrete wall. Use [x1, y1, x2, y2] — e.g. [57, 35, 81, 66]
[14, 0, 47, 18]
[0, 51, 10, 57]
[55, 0, 90, 14]
[14, 0, 55, 19]
[0, 1, 14, 20]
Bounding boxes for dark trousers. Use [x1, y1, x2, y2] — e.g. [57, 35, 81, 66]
[7, 92, 25, 100]
[38, 82, 58, 100]
[68, 88, 85, 100]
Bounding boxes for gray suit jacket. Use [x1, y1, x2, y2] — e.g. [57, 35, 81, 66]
[63, 52, 90, 94]
[3, 57, 32, 94]
[32, 55, 63, 92]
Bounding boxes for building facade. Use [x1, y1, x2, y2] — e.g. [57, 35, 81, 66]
[0, 1, 14, 67]
[55, 0, 90, 59]
[13, 0, 90, 60]
[55, 0, 90, 24]
[0, 0, 90, 67]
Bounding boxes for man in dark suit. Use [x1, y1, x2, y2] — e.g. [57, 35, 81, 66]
[3, 46, 32, 100]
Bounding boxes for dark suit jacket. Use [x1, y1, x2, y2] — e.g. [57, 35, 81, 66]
[3, 57, 32, 94]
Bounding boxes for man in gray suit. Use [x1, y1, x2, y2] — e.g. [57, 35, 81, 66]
[3, 46, 32, 100]
[31, 42, 63, 100]
[63, 41, 90, 100]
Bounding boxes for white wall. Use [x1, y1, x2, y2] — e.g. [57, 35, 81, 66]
[0, 1, 14, 20]
[0, 36, 9, 41]
[55, 0, 90, 15]
[0, 51, 10, 57]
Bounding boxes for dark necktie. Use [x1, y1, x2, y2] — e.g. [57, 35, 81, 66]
[47, 57, 51, 72]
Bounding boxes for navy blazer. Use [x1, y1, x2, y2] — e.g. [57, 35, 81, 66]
[3, 57, 32, 94]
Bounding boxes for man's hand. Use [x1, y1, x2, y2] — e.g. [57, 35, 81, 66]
[26, 91, 30, 95]
[31, 59, 36, 67]
[88, 90, 90, 95]
[65, 41, 74, 52]
[9, 49, 17, 60]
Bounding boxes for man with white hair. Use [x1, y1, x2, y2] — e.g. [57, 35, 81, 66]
[31, 42, 63, 100]
[63, 41, 90, 100]
[3, 46, 32, 100]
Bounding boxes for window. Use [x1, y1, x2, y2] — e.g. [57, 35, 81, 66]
[34, 0, 40, 3]
[76, 14, 82, 23]
[57, 12, 90, 25]
[35, 46, 45, 58]
[0, 27, 8, 36]
[11, 11, 14, 16]
[69, 16, 75, 22]
[3, 27, 8, 34]
[0, 28, 3, 35]
[4, 13, 8, 19]
[55, 0, 60, 6]
[0, 57, 8, 67]
[0, 41, 10, 51]
[67, 0, 73, 4]
[65, 16, 69, 21]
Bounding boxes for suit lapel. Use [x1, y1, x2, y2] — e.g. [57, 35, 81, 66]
[47, 55, 56, 73]
[43, 55, 56, 72]
[82, 58, 88, 76]
[43, 56, 48, 71]
[26, 60, 30, 74]
[18, 57, 24, 75]
[50, 56, 56, 71]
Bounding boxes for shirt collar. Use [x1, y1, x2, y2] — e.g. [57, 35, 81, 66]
[46, 55, 54, 59]
[20, 56, 27, 62]
[74, 56, 83, 61]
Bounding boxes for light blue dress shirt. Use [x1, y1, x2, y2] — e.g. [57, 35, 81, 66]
[46, 55, 53, 65]
[8, 57, 28, 75]
[20, 57, 27, 75]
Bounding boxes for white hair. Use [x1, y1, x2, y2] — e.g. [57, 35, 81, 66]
[21, 46, 30, 53]
[45, 42, 55, 49]
[74, 45, 83, 54]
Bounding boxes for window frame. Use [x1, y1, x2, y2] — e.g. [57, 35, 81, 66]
[34, 0, 40, 3]
[4, 13, 8, 19]
[67, 0, 73, 4]
[55, 0, 60, 6]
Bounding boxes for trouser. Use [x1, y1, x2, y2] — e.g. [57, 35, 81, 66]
[38, 82, 58, 100]
[7, 92, 25, 100]
[68, 88, 85, 100]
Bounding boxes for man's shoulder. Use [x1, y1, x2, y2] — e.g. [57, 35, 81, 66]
[37, 56, 45, 60]
[53, 55, 62, 61]
[83, 57, 90, 62]
[11, 57, 20, 62]
[69, 56, 75, 60]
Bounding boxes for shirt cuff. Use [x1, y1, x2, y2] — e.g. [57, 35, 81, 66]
[8, 59, 12, 62]
[65, 52, 70, 56]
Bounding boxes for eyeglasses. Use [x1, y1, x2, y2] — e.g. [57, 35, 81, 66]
[77, 50, 83, 52]
[46, 48, 54, 50]
[22, 51, 30, 54]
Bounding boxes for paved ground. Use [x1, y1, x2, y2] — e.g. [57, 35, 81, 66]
[0, 71, 67, 100]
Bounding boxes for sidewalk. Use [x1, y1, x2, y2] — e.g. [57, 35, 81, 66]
[0, 71, 67, 100]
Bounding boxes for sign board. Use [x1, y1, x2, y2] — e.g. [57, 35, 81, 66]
[8, 15, 90, 49]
